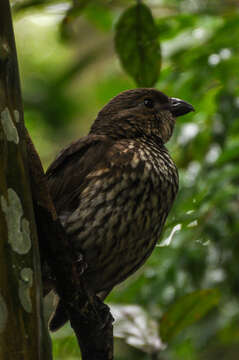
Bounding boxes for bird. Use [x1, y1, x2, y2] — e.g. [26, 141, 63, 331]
[45, 88, 194, 330]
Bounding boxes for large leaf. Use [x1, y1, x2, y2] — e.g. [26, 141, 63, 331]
[115, 3, 161, 87]
[160, 289, 220, 343]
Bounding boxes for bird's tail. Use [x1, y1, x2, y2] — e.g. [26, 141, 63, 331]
[48, 289, 112, 331]
[49, 298, 68, 332]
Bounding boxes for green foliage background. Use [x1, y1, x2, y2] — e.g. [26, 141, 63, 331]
[12, 0, 239, 359]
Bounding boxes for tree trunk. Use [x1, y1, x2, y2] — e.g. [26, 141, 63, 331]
[0, 0, 52, 359]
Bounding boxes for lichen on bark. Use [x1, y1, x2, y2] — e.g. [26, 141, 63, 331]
[18, 268, 33, 313]
[1, 107, 19, 144]
[1, 188, 31, 255]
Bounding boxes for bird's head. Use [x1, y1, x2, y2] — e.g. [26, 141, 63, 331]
[90, 88, 194, 143]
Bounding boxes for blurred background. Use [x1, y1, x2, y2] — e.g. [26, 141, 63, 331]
[12, 0, 239, 359]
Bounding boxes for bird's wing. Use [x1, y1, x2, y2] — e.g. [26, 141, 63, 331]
[46, 134, 110, 213]
[46, 134, 107, 177]
[46, 135, 135, 215]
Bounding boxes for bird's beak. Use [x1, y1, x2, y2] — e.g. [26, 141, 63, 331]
[169, 97, 195, 117]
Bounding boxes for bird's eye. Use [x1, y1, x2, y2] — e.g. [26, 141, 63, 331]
[144, 98, 154, 108]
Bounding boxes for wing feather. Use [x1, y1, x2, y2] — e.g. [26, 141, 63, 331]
[46, 135, 112, 213]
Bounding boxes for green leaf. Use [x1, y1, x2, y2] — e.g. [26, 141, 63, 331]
[115, 3, 161, 87]
[160, 289, 220, 343]
[52, 325, 81, 359]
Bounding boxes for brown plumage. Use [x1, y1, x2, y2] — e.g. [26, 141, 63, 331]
[46, 88, 194, 330]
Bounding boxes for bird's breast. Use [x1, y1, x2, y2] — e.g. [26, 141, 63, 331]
[63, 139, 178, 292]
